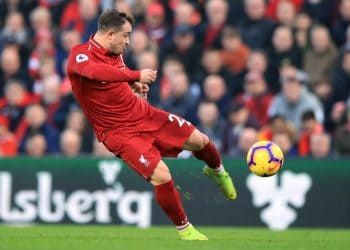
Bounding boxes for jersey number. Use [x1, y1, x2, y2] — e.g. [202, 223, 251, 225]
[168, 114, 191, 127]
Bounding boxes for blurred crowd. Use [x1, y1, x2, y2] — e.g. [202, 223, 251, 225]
[0, 0, 350, 159]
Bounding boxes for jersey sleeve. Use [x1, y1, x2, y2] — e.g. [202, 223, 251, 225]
[69, 50, 140, 83]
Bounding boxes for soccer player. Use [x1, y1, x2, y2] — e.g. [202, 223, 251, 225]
[67, 9, 236, 240]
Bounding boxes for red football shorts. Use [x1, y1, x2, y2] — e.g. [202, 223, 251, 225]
[102, 113, 195, 180]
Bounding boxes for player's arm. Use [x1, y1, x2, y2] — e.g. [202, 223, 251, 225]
[70, 52, 156, 84]
[72, 56, 140, 82]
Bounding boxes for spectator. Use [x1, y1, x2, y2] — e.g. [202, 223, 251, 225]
[160, 72, 198, 122]
[28, 29, 56, 82]
[197, 49, 233, 92]
[266, 0, 303, 20]
[60, 0, 99, 41]
[0, 79, 39, 131]
[56, 29, 81, 77]
[17, 104, 59, 153]
[114, 0, 132, 15]
[331, 49, 350, 102]
[268, 65, 324, 131]
[235, 71, 273, 127]
[41, 75, 66, 130]
[30, 6, 52, 32]
[0, 12, 28, 47]
[246, 50, 270, 84]
[60, 129, 82, 157]
[158, 57, 185, 101]
[222, 102, 259, 156]
[199, 0, 228, 49]
[312, 78, 335, 131]
[65, 108, 93, 153]
[125, 29, 157, 69]
[0, 116, 17, 157]
[258, 115, 296, 141]
[294, 12, 312, 49]
[0, 46, 29, 95]
[234, 127, 258, 157]
[25, 133, 47, 158]
[238, 0, 275, 49]
[272, 131, 297, 157]
[332, 0, 350, 47]
[196, 101, 225, 151]
[276, 0, 297, 27]
[0, 0, 37, 24]
[136, 50, 160, 104]
[298, 110, 324, 156]
[267, 26, 303, 91]
[32, 57, 59, 94]
[137, 2, 170, 45]
[220, 26, 250, 75]
[202, 75, 231, 117]
[303, 26, 338, 86]
[174, 1, 201, 27]
[0, 0, 346, 158]
[334, 109, 350, 156]
[303, 0, 337, 27]
[310, 133, 332, 158]
[160, 24, 202, 77]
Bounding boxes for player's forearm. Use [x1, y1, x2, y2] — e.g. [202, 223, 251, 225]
[81, 63, 140, 82]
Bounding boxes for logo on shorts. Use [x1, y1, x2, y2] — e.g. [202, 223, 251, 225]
[139, 154, 150, 167]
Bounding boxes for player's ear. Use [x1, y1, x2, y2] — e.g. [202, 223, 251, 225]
[106, 29, 116, 40]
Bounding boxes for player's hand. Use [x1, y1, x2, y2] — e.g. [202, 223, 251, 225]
[132, 82, 149, 99]
[140, 69, 157, 84]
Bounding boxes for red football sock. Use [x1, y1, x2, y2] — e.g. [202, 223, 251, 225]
[193, 141, 221, 169]
[154, 180, 189, 228]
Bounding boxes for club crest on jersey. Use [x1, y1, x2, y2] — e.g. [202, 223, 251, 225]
[76, 54, 89, 63]
[139, 154, 150, 167]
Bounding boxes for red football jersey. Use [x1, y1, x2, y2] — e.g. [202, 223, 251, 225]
[67, 37, 165, 141]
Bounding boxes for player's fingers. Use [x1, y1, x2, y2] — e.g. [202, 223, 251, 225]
[142, 84, 150, 92]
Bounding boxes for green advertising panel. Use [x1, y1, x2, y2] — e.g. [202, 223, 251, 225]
[0, 157, 349, 229]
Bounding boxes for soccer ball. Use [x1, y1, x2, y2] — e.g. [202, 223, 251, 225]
[246, 141, 284, 177]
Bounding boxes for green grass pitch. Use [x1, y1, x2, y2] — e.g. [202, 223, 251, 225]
[0, 225, 349, 250]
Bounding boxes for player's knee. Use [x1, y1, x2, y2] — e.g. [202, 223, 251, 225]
[150, 162, 172, 186]
[201, 134, 210, 147]
[184, 130, 210, 151]
[194, 133, 209, 151]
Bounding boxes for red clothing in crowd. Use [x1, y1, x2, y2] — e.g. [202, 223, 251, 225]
[221, 44, 250, 74]
[0, 117, 17, 157]
[266, 0, 304, 20]
[298, 123, 324, 156]
[60, 0, 99, 34]
[235, 93, 274, 127]
[0, 134, 18, 157]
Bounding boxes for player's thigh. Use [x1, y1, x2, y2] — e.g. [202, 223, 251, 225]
[106, 134, 162, 180]
[183, 129, 209, 151]
[149, 160, 172, 186]
[153, 113, 196, 156]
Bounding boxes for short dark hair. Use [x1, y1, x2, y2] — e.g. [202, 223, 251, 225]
[98, 9, 135, 32]
[302, 110, 316, 122]
[222, 26, 239, 39]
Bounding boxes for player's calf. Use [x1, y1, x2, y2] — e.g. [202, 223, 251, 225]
[150, 161, 197, 237]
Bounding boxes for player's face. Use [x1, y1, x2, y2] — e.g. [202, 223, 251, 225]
[108, 22, 132, 55]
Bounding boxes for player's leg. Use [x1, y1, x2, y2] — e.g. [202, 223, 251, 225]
[183, 129, 237, 200]
[149, 160, 207, 240]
